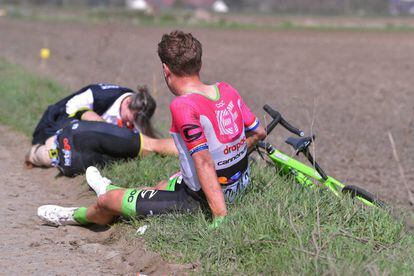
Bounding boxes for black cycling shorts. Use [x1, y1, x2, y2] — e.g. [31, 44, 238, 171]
[130, 176, 204, 217]
[55, 120, 141, 176]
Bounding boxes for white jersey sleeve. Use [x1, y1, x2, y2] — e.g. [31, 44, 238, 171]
[65, 89, 94, 115]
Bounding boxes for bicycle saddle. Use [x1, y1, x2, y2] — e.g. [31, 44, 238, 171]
[285, 136, 314, 152]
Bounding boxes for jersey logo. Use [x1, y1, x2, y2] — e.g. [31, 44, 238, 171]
[63, 138, 71, 151]
[98, 83, 120, 90]
[215, 100, 225, 108]
[216, 101, 239, 136]
[141, 189, 158, 199]
[223, 137, 247, 155]
[182, 124, 202, 142]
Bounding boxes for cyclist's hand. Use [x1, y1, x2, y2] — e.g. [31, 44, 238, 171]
[208, 216, 226, 230]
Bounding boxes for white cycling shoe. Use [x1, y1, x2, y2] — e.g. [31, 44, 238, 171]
[86, 166, 112, 196]
[37, 205, 79, 226]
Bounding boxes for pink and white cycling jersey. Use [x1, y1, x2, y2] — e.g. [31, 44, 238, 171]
[170, 82, 260, 194]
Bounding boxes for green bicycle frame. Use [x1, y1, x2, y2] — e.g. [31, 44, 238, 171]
[265, 146, 376, 207]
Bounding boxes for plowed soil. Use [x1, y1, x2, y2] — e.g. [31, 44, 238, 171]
[0, 17, 413, 274]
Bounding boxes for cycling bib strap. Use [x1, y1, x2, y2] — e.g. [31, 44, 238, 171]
[121, 188, 142, 218]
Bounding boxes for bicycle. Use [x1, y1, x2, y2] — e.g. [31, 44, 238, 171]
[254, 105, 385, 208]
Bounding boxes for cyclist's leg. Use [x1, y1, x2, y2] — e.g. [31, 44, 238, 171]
[55, 126, 84, 176]
[73, 187, 148, 225]
[154, 172, 181, 190]
[70, 121, 176, 158]
[135, 177, 201, 216]
[80, 121, 141, 158]
[56, 121, 137, 176]
[90, 125, 177, 157]
[141, 135, 178, 156]
[39, 171, 198, 226]
[73, 177, 199, 225]
[80, 189, 127, 225]
[25, 136, 55, 167]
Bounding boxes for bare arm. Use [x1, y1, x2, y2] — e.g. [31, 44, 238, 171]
[140, 136, 178, 156]
[192, 150, 227, 218]
[246, 124, 267, 151]
[80, 110, 105, 122]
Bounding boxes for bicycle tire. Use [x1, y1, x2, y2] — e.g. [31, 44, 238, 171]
[342, 185, 386, 208]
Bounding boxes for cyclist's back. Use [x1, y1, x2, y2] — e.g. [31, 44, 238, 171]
[170, 82, 259, 200]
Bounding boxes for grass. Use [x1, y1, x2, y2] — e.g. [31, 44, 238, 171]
[0, 58, 69, 136]
[96, 144, 413, 273]
[1, 59, 414, 274]
[104, 157, 414, 274]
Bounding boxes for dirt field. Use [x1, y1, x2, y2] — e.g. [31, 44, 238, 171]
[0, 17, 413, 273]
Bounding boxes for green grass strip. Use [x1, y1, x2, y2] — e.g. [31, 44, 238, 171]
[0, 58, 69, 136]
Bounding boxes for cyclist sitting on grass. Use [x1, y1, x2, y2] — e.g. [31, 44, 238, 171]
[26, 84, 157, 168]
[37, 30, 266, 228]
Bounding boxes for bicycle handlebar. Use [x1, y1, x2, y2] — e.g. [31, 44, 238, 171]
[263, 105, 281, 135]
[280, 117, 304, 137]
[263, 105, 304, 137]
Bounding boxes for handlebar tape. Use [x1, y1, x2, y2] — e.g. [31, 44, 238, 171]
[263, 105, 280, 119]
[280, 118, 304, 137]
[263, 105, 304, 137]
[263, 105, 281, 135]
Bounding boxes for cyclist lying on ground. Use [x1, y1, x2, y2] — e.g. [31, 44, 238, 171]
[37, 120, 177, 177]
[26, 84, 156, 167]
[38, 30, 266, 228]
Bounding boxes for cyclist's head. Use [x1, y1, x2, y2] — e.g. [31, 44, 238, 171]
[157, 30, 202, 77]
[128, 86, 157, 138]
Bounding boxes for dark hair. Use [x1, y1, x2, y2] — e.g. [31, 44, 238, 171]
[157, 30, 202, 76]
[129, 86, 157, 138]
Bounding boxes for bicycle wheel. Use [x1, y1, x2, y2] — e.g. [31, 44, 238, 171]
[342, 185, 386, 208]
